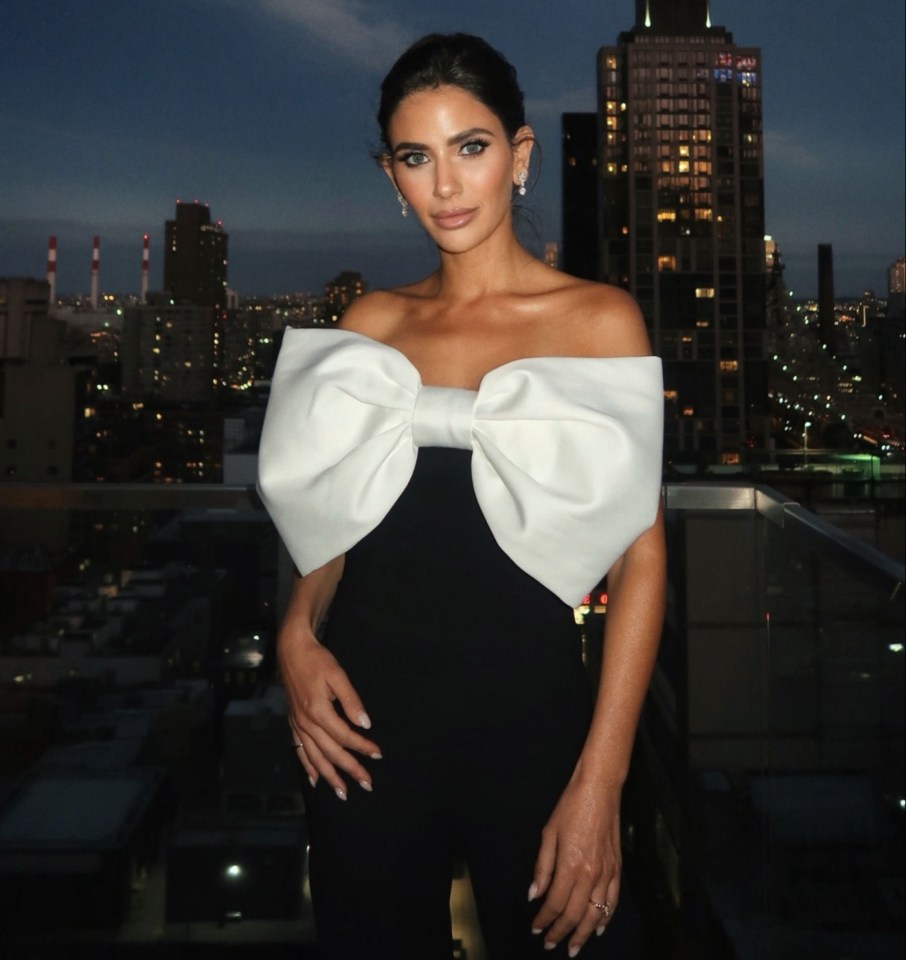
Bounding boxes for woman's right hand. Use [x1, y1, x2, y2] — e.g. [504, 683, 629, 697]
[278, 629, 381, 800]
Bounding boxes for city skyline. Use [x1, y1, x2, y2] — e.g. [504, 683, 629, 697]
[1, 0, 903, 297]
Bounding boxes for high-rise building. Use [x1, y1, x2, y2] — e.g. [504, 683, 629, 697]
[817, 243, 835, 351]
[889, 257, 905, 296]
[121, 295, 215, 402]
[598, 0, 769, 463]
[163, 202, 228, 308]
[561, 113, 599, 281]
[324, 271, 365, 323]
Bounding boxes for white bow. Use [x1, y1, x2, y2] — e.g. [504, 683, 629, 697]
[258, 329, 663, 607]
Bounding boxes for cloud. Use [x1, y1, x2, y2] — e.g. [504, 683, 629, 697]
[252, 0, 410, 72]
[763, 129, 822, 171]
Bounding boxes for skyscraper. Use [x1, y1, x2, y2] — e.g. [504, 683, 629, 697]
[561, 113, 599, 281]
[163, 202, 228, 308]
[598, 0, 769, 463]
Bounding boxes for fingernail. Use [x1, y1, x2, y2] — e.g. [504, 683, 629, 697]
[596, 924, 607, 936]
[544, 943, 557, 952]
[370, 752, 383, 760]
[531, 928, 543, 936]
[357, 712, 371, 729]
[359, 779, 372, 792]
[527, 882, 539, 901]
[308, 775, 317, 789]
[569, 946, 581, 958]
[334, 786, 347, 801]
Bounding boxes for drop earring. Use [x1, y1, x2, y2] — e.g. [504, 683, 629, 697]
[516, 170, 527, 196]
[396, 190, 409, 217]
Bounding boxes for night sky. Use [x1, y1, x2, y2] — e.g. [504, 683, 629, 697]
[1, 0, 903, 298]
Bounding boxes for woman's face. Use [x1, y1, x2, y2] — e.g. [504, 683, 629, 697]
[382, 85, 532, 254]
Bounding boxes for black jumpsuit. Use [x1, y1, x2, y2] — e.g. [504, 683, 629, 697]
[303, 448, 635, 959]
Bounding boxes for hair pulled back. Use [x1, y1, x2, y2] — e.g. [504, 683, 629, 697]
[377, 33, 527, 150]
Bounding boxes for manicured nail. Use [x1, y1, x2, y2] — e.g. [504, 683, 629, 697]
[334, 786, 347, 801]
[544, 942, 557, 952]
[531, 928, 543, 936]
[528, 882, 539, 901]
[359, 779, 372, 792]
[357, 712, 371, 729]
[308, 775, 317, 789]
[569, 946, 581, 958]
[370, 752, 383, 760]
[596, 924, 608, 936]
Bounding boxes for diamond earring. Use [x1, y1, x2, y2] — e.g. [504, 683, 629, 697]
[516, 170, 527, 196]
[396, 190, 409, 217]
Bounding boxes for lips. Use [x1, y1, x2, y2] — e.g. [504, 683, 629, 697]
[431, 207, 478, 229]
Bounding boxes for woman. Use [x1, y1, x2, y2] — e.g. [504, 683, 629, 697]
[258, 33, 665, 960]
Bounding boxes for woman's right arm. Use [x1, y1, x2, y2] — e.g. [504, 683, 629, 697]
[279, 556, 381, 800]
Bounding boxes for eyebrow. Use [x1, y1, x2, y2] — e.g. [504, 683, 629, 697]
[392, 127, 497, 153]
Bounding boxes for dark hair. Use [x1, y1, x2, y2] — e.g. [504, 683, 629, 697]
[377, 33, 527, 150]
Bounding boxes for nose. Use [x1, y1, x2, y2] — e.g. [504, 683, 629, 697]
[433, 158, 461, 199]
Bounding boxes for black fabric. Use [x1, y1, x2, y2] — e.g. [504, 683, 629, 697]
[305, 448, 618, 959]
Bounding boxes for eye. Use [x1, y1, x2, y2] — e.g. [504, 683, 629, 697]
[460, 139, 490, 156]
[398, 151, 429, 168]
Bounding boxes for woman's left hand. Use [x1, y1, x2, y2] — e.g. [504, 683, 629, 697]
[528, 775, 622, 956]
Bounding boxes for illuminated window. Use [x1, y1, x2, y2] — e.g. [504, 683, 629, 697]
[720, 360, 739, 372]
[696, 320, 710, 328]
[678, 160, 690, 173]
[606, 162, 617, 175]
[658, 256, 677, 271]
[695, 287, 715, 298]
[682, 407, 695, 416]
[606, 101, 618, 114]
[721, 452, 741, 465]
[664, 390, 678, 401]
[657, 210, 677, 221]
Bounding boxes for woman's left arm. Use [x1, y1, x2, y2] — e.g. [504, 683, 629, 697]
[529, 503, 666, 955]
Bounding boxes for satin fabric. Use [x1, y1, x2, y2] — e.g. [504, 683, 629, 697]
[257, 328, 663, 607]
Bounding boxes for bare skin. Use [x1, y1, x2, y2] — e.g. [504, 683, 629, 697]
[277, 84, 666, 957]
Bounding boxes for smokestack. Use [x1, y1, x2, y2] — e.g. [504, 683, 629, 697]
[47, 236, 57, 305]
[90, 235, 100, 309]
[140, 233, 150, 302]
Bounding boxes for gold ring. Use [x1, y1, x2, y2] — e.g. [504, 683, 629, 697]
[589, 900, 612, 917]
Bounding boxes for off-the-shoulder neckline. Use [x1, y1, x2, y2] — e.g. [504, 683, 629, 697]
[286, 326, 659, 390]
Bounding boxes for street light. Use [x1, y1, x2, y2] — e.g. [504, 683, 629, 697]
[803, 420, 812, 465]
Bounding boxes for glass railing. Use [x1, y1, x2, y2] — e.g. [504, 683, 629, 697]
[0, 480, 903, 959]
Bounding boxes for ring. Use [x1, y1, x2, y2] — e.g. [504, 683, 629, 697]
[292, 741, 303, 749]
[589, 900, 612, 917]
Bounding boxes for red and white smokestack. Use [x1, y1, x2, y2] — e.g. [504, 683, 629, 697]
[140, 233, 150, 302]
[47, 236, 57, 305]
[90, 235, 100, 309]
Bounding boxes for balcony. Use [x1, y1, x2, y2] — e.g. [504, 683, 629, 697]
[0, 480, 903, 958]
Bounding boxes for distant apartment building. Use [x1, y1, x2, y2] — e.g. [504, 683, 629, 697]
[0, 278, 76, 496]
[163, 201, 228, 308]
[597, 0, 769, 463]
[324, 271, 365, 323]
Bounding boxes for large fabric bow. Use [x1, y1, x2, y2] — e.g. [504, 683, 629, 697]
[258, 329, 663, 607]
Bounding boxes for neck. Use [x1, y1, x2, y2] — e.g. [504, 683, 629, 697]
[432, 227, 536, 299]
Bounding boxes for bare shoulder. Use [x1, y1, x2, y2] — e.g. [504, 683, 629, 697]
[557, 277, 652, 358]
[338, 276, 436, 339]
[337, 289, 400, 338]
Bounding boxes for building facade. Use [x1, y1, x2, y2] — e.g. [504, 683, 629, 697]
[598, 0, 769, 463]
[163, 202, 228, 308]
